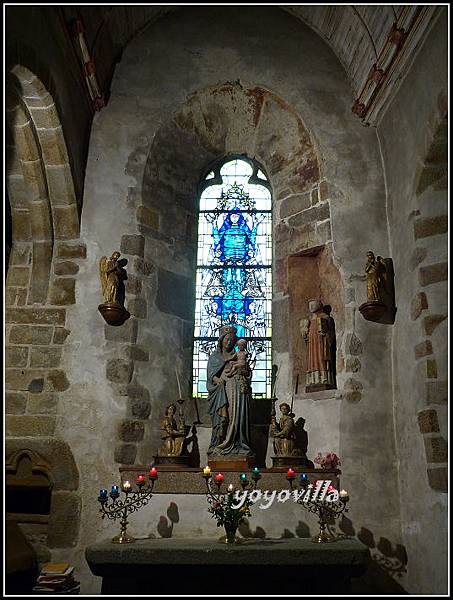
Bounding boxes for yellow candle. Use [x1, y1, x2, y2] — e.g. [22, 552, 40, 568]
[339, 489, 348, 498]
[228, 484, 234, 492]
[123, 480, 131, 492]
[203, 466, 211, 477]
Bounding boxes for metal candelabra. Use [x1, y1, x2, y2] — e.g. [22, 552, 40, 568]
[98, 470, 158, 544]
[287, 473, 350, 543]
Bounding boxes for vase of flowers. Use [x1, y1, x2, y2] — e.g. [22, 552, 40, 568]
[207, 486, 253, 544]
[314, 452, 341, 472]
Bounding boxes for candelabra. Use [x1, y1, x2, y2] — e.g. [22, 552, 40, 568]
[287, 471, 350, 543]
[98, 468, 158, 544]
[202, 466, 261, 544]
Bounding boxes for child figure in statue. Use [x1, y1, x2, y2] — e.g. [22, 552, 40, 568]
[228, 339, 248, 376]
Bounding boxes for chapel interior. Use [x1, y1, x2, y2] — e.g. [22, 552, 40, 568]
[4, 4, 448, 596]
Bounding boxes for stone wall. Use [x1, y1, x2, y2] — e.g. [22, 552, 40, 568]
[377, 12, 448, 595]
[54, 7, 405, 593]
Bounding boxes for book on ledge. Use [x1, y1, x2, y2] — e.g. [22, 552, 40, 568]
[33, 563, 80, 595]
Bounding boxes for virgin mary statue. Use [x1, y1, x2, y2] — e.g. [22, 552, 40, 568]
[206, 325, 254, 456]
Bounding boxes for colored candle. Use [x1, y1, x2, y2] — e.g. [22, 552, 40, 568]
[300, 473, 308, 480]
[240, 473, 248, 482]
[149, 467, 158, 479]
[99, 489, 108, 498]
[111, 485, 119, 495]
[203, 466, 211, 477]
[252, 467, 260, 476]
[137, 474, 145, 484]
[287, 468, 296, 478]
[328, 485, 335, 492]
[214, 472, 224, 483]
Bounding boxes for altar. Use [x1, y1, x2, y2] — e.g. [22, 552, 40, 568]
[86, 537, 370, 595]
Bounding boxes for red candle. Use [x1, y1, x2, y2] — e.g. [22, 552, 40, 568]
[149, 467, 158, 479]
[287, 468, 296, 478]
[328, 485, 336, 492]
[137, 474, 145, 484]
[214, 472, 224, 483]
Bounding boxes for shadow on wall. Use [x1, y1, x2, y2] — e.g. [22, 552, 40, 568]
[156, 502, 180, 538]
[340, 516, 408, 594]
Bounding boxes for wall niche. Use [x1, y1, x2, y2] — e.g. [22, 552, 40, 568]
[288, 244, 345, 392]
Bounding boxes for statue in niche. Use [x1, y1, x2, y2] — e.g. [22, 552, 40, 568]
[300, 299, 336, 392]
[206, 326, 255, 465]
[98, 251, 130, 326]
[270, 402, 314, 467]
[365, 251, 387, 302]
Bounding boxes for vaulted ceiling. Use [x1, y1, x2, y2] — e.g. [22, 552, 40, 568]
[57, 5, 444, 125]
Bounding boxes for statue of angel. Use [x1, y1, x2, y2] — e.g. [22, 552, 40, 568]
[99, 251, 126, 305]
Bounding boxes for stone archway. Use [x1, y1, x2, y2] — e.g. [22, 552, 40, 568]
[109, 81, 344, 465]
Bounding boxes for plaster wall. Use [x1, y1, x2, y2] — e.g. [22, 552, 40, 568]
[377, 12, 448, 595]
[58, 6, 402, 593]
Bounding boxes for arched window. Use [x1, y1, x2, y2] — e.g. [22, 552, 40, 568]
[192, 157, 272, 399]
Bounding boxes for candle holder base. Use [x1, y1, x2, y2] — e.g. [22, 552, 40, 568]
[111, 532, 136, 544]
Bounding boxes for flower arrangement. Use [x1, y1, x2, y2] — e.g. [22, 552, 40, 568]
[314, 452, 341, 471]
[207, 487, 253, 536]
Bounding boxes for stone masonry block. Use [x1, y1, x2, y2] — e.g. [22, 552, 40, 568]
[6, 308, 66, 325]
[6, 369, 44, 391]
[136, 205, 159, 230]
[47, 491, 81, 547]
[423, 436, 447, 463]
[419, 263, 447, 287]
[345, 333, 363, 355]
[118, 420, 145, 442]
[121, 234, 145, 257]
[9, 325, 53, 345]
[129, 397, 152, 420]
[426, 381, 447, 404]
[423, 314, 447, 336]
[6, 346, 29, 368]
[47, 370, 70, 392]
[319, 180, 329, 201]
[56, 242, 86, 259]
[418, 409, 440, 434]
[53, 328, 71, 344]
[6, 415, 56, 436]
[414, 340, 433, 359]
[104, 318, 138, 343]
[30, 347, 62, 368]
[410, 247, 428, 271]
[48, 278, 76, 305]
[410, 292, 428, 320]
[280, 193, 311, 219]
[114, 444, 137, 465]
[54, 261, 79, 276]
[133, 257, 154, 277]
[27, 393, 58, 414]
[53, 205, 79, 240]
[7, 266, 30, 288]
[427, 467, 448, 492]
[414, 215, 447, 239]
[128, 297, 147, 319]
[125, 274, 142, 295]
[106, 359, 134, 384]
[6, 391, 27, 414]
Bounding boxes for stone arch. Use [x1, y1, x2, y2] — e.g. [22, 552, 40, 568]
[6, 440, 81, 548]
[111, 81, 344, 464]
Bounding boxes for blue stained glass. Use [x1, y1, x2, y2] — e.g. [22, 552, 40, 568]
[193, 158, 272, 398]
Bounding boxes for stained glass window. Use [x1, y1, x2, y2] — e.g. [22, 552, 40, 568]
[192, 157, 272, 399]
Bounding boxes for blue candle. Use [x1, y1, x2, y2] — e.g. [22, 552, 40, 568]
[252, 467, 260, 476]
[99, 489, 108, 498]
[111, 485, 119, 495]
[240, 473, 248, 482]
[300, 473, 308, 481]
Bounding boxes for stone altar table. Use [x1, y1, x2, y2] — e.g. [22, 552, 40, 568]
[86, 537, 370, 595]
